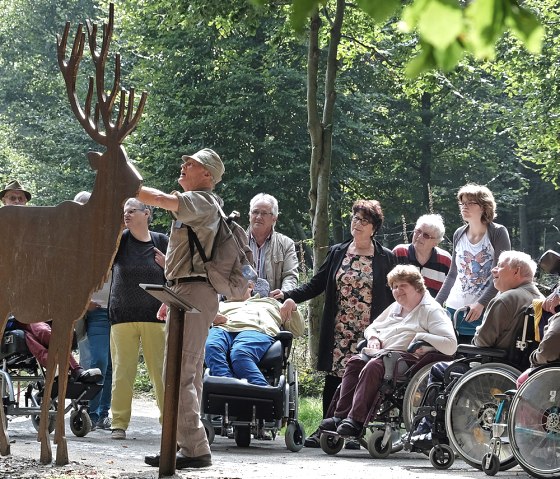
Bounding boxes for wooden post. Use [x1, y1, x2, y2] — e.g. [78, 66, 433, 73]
[138, 284, 198, 478]
[159, 305, 183, 477]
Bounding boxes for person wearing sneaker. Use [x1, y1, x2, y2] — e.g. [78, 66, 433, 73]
[319, 265, 457, 439]
[108, 198, 169, 441]
[272, 200, 397, 447]
[139, 148, 225, 469]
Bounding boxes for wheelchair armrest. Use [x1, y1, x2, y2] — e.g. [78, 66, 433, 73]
[357, 338, 367, 352]
[457, 343, 508, 359]
[407, 340, 435, 354]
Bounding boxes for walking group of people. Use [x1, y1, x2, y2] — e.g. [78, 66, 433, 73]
[2, 149, 559, 470]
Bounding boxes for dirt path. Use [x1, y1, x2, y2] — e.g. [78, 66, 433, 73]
[0, 397, 531, 479]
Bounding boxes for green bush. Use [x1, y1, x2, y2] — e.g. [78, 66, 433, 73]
[298, 396, 322, 436]
[133, 351, 155, 395]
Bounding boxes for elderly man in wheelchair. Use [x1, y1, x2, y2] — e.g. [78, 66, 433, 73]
[201, 278, 305, 449]
[318, 264, 457, 457]
[407, 250, 544, 471]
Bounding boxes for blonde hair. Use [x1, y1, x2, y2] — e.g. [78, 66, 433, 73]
[387, 264, 426, 293]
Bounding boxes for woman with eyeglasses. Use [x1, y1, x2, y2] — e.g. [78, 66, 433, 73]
[271, 199, 396, 447]
[435, 184, 511, 343]
[392, 214, 451, 297]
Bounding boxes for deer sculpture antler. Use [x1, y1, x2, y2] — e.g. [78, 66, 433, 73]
[56, 3, 147, 146]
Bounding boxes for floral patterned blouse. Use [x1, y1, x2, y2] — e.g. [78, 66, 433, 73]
[330, 252, 374, 377]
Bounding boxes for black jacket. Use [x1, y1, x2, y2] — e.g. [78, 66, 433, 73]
[283, 238, 396, 372]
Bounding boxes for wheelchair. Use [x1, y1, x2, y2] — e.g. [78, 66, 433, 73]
[506, 363, 560, 479]
[201, 330, 304, 451]
[1, 328, 102, 437]
[405, 305, 540, 471]
[319, 347, 454, 459]
[481, 250, 560, 477]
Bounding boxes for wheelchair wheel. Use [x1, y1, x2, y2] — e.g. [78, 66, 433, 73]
[285, 421, 305, 452]
[482, 453, 501, 476]
[429, 444, 455, 470]
[201, 416, 215, 445]
[320, 432, 344, 455]
[508, 366, 560, 479]
[402, 362, 435, 431]
[70, 409, 92, 437]
[234, 426, 251, 447]
[31, 397, 56, 434]
[445, 362, 519, 470]
[367, 429, 391, 459]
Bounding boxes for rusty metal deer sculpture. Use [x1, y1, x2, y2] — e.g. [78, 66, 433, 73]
[0, 3, 145, 465]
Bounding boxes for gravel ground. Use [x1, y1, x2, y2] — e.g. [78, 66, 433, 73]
[0, 397, 533, 479]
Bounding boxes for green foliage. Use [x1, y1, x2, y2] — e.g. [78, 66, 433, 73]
[133, 354, 155, 395]
[261, 0, 544, 75]
[298, 396, 323, 435]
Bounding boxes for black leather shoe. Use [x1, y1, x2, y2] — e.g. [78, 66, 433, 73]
[176, 452, 212, 469]
[144, 452, 212, 469]
[336, 418, 363, 437]
[319, 417, 342, 432]
[304, 428, 321, 448]
[74, 368, 103, 383]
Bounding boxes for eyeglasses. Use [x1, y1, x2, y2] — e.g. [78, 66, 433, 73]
[124, 208, 144, 215]
[414, 228, 436, 240]
[351, 215, 371, 226]
[458, 201, 479, 208]
[250, 210, 274, 217]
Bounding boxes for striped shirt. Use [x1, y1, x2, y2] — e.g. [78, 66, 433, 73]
[393, 244, 451, 297]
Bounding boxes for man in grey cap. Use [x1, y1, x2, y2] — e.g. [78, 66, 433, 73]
[139, 148, 224, 469]
[0, 180, 32, 205]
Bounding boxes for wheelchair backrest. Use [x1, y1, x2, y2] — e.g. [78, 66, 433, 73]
[257, 331, 293, 386]
[456, 306, 538, 370]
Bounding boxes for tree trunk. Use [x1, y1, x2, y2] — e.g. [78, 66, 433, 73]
[419, 91, 433, 210]
[306, 0, 345, 364]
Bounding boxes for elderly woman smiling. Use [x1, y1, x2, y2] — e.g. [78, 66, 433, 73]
[319, 264, 458, 438]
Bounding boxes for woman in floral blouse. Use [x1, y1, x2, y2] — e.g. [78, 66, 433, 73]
[273, 199, 396, 446]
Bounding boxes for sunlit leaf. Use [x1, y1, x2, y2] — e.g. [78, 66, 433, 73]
[290, 0, 321, 32]
[417, 0, 463, 49]
[433, 39, 464, 71]
[505, 3, 544, 54]
[405, 43, 436, 77]
[401, 0, 432, 32]
[356, 0, 400, 23]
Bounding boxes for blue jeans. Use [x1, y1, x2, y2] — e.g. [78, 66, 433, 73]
[205, 328, 275, 386]
[84, 308, 112, 422]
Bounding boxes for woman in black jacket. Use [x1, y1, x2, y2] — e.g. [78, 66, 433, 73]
[273, 199, 396, 447]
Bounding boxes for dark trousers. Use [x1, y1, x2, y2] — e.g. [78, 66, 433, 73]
[334, 352, 418, 424]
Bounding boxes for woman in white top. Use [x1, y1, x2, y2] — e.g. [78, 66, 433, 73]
[435, 184, 511, 343]
[319, 264, 457, 437]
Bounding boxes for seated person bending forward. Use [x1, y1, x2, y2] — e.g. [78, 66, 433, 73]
[205, 279, 304, 386]
[319, 264, 457, 437]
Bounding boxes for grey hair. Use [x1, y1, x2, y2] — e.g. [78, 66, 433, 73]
[498, 251, 537, 280]
[416, 214, 445, 241]
[73, 191, 91, 205]
[125, 197, 153, 223]
[249, 193, 278, 217]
